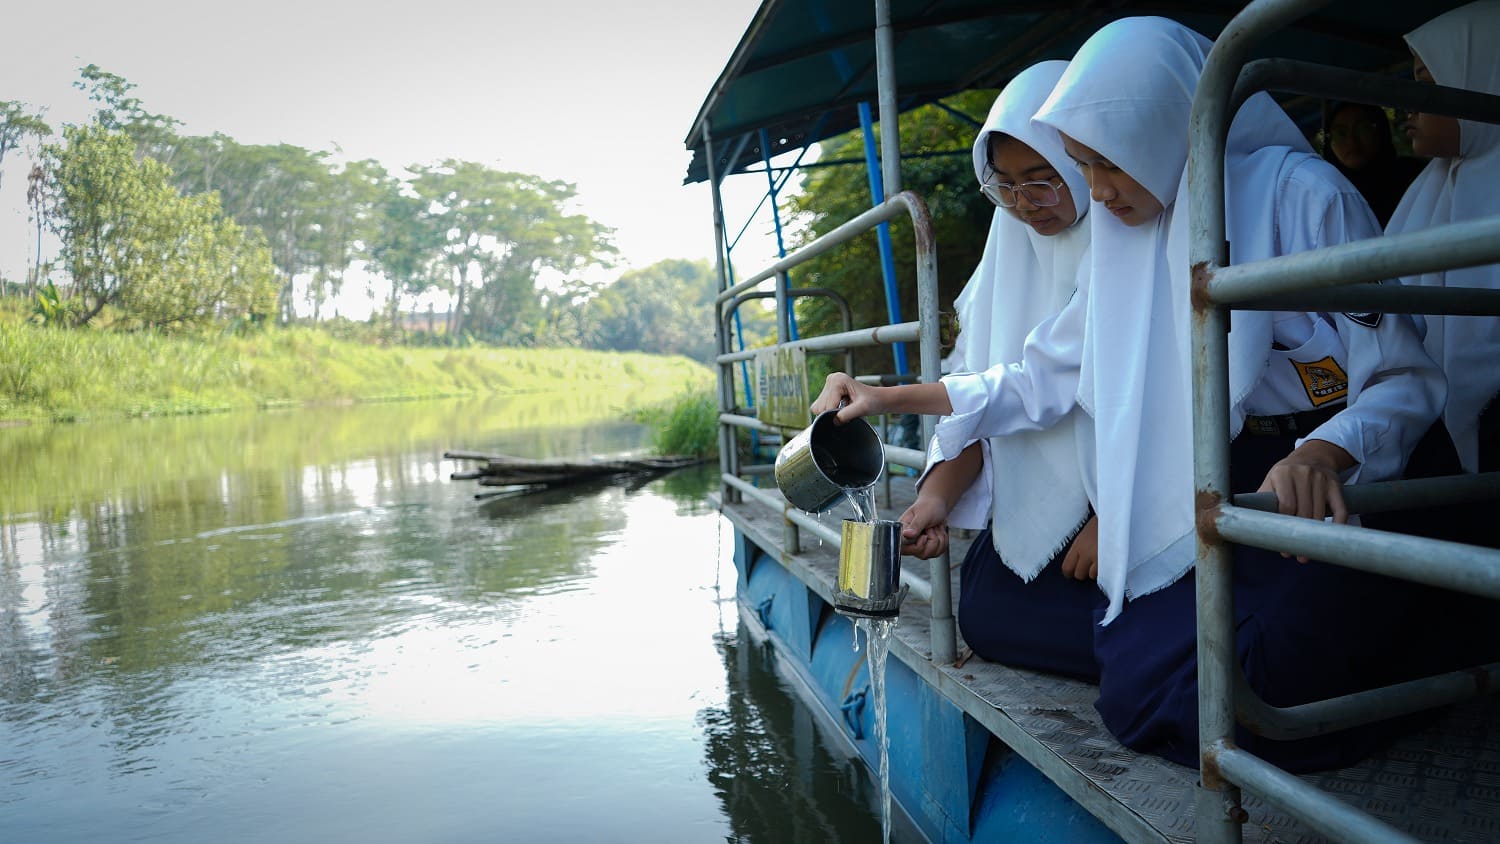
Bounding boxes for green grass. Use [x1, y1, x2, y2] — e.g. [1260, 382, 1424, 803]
[0, 317, 714, 424]
[633, 388, 720, 458]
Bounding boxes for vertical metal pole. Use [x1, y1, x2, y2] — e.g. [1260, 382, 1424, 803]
[906, 192, 956, 665]
[774, 271, 790, 345]
[874, 0, 901, 196]
[1188, 69, 1244, 844]
[858, 102, 910, 376]
[1191, 303, 1240, 844]
[705, 124, 741, 503]
[1187, 3, 1326, 840]
[761, 128, 798, 341]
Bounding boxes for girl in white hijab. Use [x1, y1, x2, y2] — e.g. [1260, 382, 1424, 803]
[899, 60, 1099, 680]
[1388, 0, 1500, 480]
[813, 16, 1444, 772]
[1030, 16, 1443, 773]
[1376, 0, 1500, 682]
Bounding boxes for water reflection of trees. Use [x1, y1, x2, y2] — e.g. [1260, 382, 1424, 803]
[0, 402, 651, 764]
[698, 623, 886, 844]
[0, 394, 658, 515]
[651, 464, 719, 517]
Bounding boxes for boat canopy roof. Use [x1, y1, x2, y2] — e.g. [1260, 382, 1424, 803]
[683, 0, 1468, 185]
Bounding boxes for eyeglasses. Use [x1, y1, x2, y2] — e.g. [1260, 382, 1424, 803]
[978, 173, 1066, 208]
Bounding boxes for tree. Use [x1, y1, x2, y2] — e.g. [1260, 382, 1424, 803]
[786, 92, 995, 373]
[587, 259, 719, 362]
[73, 63, 180, 160]
[2, 102, 54, 297]
[0, 101, 51, 193]
[160, 134, 332, 323]
[409, 160, 616, 345]
[305, 158, 386, 320]
[366, 190, 441, 329]
[116, 193, 278, 331]
[43, 122, 277, 329]
[240, 144, 331, 323]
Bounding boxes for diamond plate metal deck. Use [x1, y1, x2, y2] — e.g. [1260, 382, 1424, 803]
[715, 474, 1500, 843]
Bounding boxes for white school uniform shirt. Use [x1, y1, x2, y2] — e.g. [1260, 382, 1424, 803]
[1237, 157, 1445, 490]
[926, 60, 1094, 582]
[1387, 0, 1500, 473]
[931, 17, 1442, 624]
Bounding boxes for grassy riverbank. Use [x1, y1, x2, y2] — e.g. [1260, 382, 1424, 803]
[0, 318, 714, 424]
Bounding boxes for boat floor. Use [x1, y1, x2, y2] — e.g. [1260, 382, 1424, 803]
[715, 473, 1500, 844]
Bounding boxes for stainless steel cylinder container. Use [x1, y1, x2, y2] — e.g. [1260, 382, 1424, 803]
[835, 518, 907, 618]
[773, 411, 884, 513]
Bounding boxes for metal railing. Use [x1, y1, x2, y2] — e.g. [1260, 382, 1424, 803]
[1189, 2, 1500, 842]
[712, 189, 958, 664]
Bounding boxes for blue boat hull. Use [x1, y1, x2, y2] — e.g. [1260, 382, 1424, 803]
[732, 529, 1122, 844]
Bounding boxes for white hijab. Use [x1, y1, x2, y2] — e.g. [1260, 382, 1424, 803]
[948, 61, 1093, 580]
[1387, 0, 1500, 472]
[1034, 17, 1313, 622]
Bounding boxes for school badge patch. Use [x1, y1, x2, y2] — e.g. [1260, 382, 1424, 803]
[1289, 356, 1349, 407]
[1343, 311, 1382, 328]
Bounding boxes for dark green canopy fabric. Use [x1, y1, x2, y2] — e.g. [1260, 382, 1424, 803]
[683, 0, 1463, 184]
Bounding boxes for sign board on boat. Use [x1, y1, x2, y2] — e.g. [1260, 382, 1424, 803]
[755, 346, 809, 429]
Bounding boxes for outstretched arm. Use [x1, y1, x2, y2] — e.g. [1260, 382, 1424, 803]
[810, 372, 954, 423]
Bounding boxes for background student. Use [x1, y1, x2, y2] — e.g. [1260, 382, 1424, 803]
[1323, 100, 1427, 226]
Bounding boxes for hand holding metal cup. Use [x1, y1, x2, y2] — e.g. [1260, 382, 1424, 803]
[773, 410, 884, 513]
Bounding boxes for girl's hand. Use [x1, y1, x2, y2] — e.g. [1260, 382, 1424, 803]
[1059, 515, 1100, 580]
[898, 496, 951, 559]
[1256, 439, 1355, 562]
[810, 372, 882, 422]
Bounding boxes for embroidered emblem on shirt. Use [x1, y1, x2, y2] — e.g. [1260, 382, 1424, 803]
[1290, 356, 1349, 407]
[1343, 311, 1382, 328]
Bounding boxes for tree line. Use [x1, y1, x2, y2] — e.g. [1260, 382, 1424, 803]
[1, 65, 762, 362]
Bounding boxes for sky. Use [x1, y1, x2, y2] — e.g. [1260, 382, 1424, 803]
[0, 0, 794, 317]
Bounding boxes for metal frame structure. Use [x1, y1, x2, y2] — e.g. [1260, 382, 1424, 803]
[703, 0, 965, 665]
[702, 1, 1500, 840]
[711, 188, 956, 663]
[1188, 2, 1500, 841]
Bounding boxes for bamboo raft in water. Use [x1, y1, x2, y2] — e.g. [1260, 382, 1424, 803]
[444, 451, 705, 498]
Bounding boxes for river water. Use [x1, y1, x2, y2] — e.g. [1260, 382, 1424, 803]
[0, 396, 918, 843]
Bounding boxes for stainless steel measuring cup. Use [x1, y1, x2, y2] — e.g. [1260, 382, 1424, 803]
[834, 518, 908, 618]
[773, 410, 884, 513]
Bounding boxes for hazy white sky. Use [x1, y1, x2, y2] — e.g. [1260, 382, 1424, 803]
[0, 0, 795, 309]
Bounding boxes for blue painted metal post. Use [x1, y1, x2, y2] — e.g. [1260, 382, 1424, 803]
[858, 102, 909, 374]
[761, 128, 799, 341]
[724, 261, 755, 410]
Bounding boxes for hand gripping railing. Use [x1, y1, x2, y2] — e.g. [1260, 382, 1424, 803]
[713, 189, 956, 664]
[1189, 2, 1500, 842]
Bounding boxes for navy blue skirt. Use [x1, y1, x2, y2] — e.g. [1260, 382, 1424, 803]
[1091, 433, 1427, 773]
[1363, 415, 1500, 677]
[958, 523, 1103, 682]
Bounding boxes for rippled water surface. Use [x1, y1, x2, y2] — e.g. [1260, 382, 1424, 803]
[0, 396, 917, 843]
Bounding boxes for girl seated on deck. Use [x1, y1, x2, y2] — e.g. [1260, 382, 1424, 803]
[1370, 0, 1500, 673]
[1378, 0, 1500, 527]
[896, 60, 1101, 682]
[812, 16, 1446, 773]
